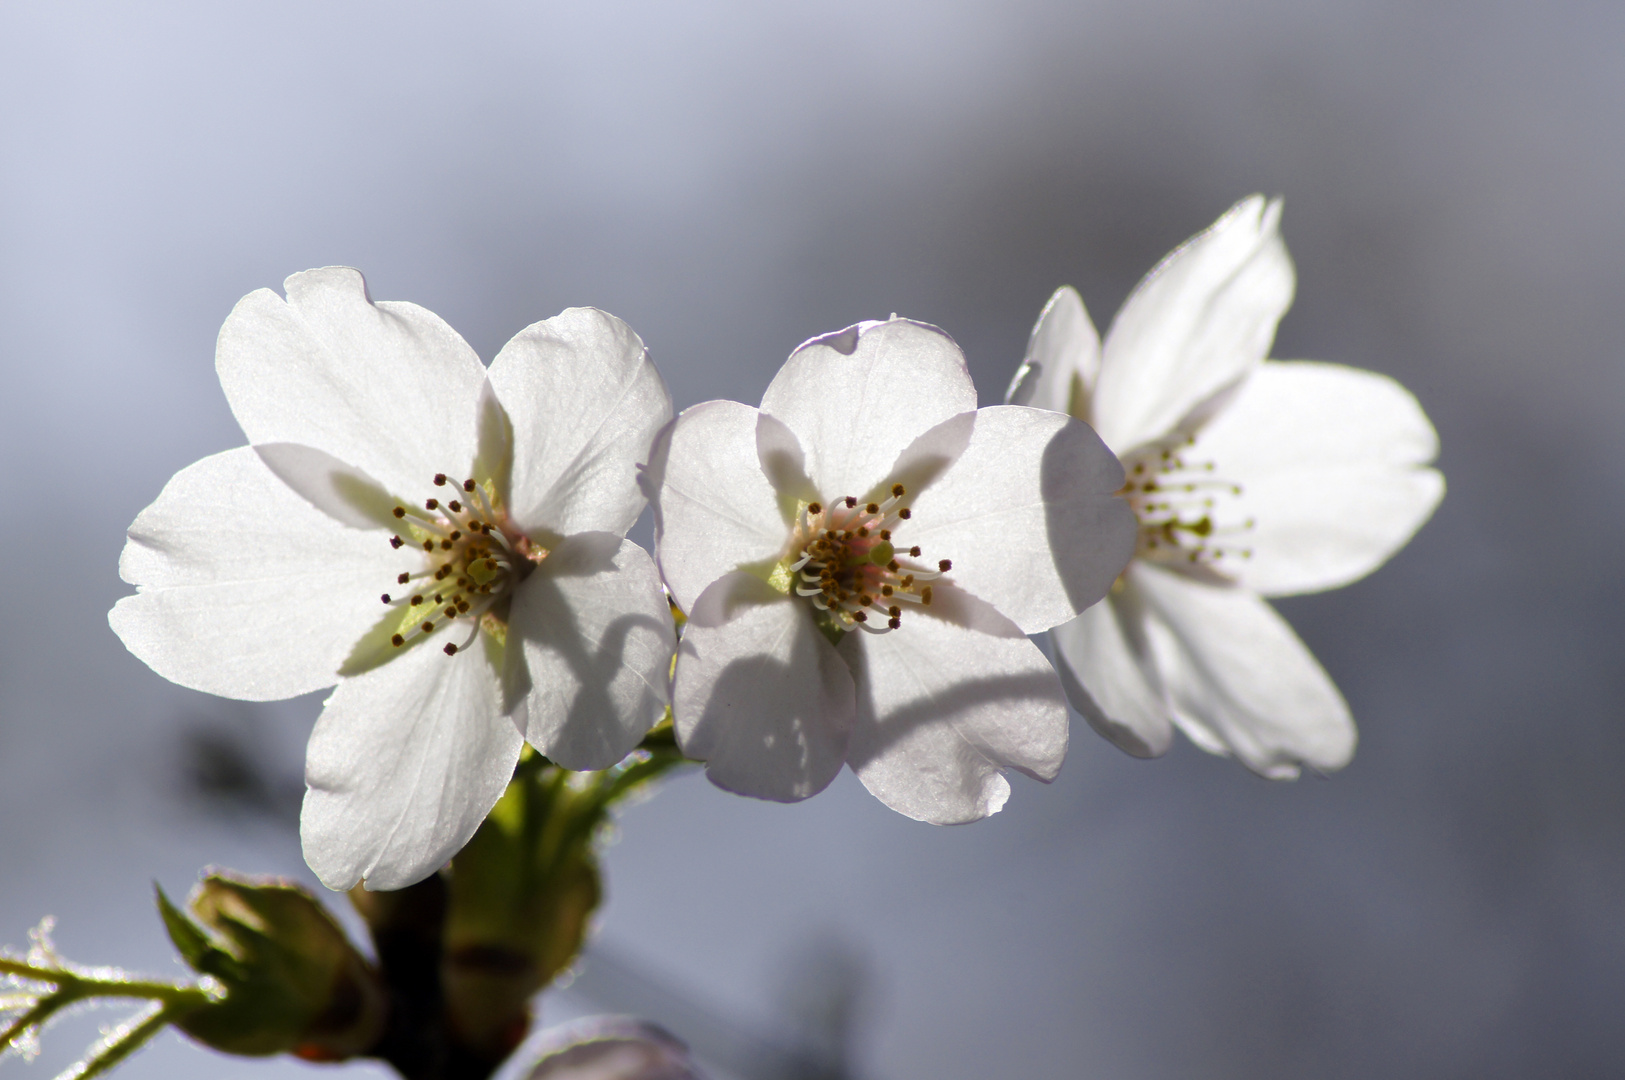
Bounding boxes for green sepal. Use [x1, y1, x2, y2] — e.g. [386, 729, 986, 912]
[155, 883, 248, 984]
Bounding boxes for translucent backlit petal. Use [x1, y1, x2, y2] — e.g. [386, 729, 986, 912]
[760, 319, 976, 501]
[1134, 563, 1355, 778]
[487, 308, 671, 540]
[508, 535, 675, 771]
[216, 267, 484, 498]
[302, 635, 522, 891]
[843, 587, 1068, 823]
[1094, 197, 1294, 454]
[109, 447, 385, 701]
[644, 400, 786, 613]
[1193, 361, 1445, 596]
[906, 406, 1136, 633]
[1005, 285, 1100, 416]
[673, 573, 854, 802]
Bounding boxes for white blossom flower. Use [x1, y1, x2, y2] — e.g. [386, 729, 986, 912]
[110, 268, 675, 889]
[1007, 197, 1444, 777]
[645, 318, 1136, 822]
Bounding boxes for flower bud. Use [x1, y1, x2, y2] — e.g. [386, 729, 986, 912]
[440, 759, 606, 1063]
[493, 1017, 705, 1080]
[157, 871, 387, 1060]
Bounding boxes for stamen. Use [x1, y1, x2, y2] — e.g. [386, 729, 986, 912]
[1122, 444, 1254, 568]
[379, 470, 543, 658]
[781, 481, 955, 635]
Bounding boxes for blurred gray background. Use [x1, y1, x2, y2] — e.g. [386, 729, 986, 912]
[2, 1, 1621, 1077]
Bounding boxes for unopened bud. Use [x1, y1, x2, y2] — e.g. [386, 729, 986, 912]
[493, 1017, 705, 1080]
[440, 759, 606, 1063]
[157, 871, 387, 1060]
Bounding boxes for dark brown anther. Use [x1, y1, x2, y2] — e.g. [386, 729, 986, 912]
[881, 585, 893, 596]
[463, 479, 475, 492]
[440, 539, 453, 550]
[421, 621, 434, 634]
[423, 539, 435, 551]
[390, 536, 404, 549]
[434, 474, 447, 486]
[921, 586, 933, 604]
[443, 643, 457, 655]
[845, 496, 857, 508]
[909, 546, 922, 557]
[381, 594, 391, 604]
[808, 502, 822, 514]
[889, 605, 901, 617]
[449, 530, 461, 541]
[397, 572, 410, 584]
[393, 507, 407, 519]
[899, 508, 912, 519]
[857, 527, 869, 537]
[938, 559, 952, 572]
[859, 594, 872, 606]
[425, 498, 439, 510]
[887, 560, 900, 572]
[391, 634, 405, 647]
[853, 610, 868, 622]
[892, 483, 905, 497]
[880, 529, 891, 541]
[866, 502, 879, 514]
[448, 501, 462, 513]
[888, 617, 901, 629]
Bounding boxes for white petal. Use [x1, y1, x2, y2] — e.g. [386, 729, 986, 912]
[1004, 286, 1100, 415]
[1133, 563, 1355, 778]
[302, 638, 523, 891]
[486, 308, 672, 539]
[672, 572, 853, 802]
[1048, 587, 1175, 759]
[759, 319, 977, 501]
[216, 267, 485, 498]
[1192, 361, 1445, 596]
[842, 588, 1068, 824]
[1094, 197, 1295, 454]
[109, 446, 387, 701]
[254, 443, 402, 530]
[507, 535, 675, 771]
[644, 400, 786, 613]
[905, 406, 1137, 633]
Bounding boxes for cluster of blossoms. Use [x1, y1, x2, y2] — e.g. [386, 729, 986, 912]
[110, 196, 1441, 895]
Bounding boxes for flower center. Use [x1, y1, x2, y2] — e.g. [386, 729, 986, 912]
[1121, 442, 1253, 568]
[378, 473, 543, 656]
[785, 483, 950, 634]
